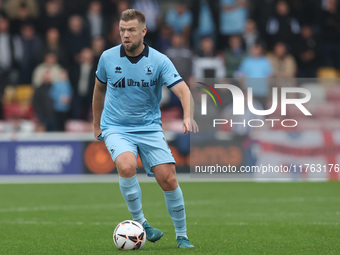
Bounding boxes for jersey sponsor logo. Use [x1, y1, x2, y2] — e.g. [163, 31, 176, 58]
[112, 77, 126, 88]
[144, 65, 154, 75]
[127, 78, 157, 87]
[115, 66, 122, 73]
[174, 73, 179, 78]
[112, 78, 158, 88]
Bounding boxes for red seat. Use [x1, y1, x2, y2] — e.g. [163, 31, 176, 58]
[326, 86, 340, 101]
[2, 103, 34, 120]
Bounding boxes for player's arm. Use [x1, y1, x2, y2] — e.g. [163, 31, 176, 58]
[92, 78, 107, 140]
[171, 81, 199, 134]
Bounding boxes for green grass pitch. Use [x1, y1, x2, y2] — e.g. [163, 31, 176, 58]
[0, 181, 339, 254]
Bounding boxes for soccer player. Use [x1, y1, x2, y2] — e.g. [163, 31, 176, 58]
[92, 9, 198, 248]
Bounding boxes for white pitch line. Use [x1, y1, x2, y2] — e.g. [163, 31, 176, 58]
[0, 203, 127, 213]
[0, 200, 223, 213]
[0, 220, 339, 226]
[0, 174, 262, 184]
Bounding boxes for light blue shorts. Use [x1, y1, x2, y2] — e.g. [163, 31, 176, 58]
[99, 131, 176, 177]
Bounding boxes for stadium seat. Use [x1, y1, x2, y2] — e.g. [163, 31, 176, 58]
[285, 104, 309, 120]
[297, 119, 322, 130]
[310, 102, 336, 119]
[326, 86, 340, 101]
[333, 102, 340, 118]
[2, 103, 34, 120]
[0, 121, 5, 132]
[317, 67, 339, 78]
[65, 119, 92, 132]
[3, 104, 23, 120]
[300, 83, 326, 104]
[161, 107, 182, 121]
[2, 86, 16, 104]
[15, 85, 34, 103]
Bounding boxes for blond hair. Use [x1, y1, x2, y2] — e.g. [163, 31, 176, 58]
[120, 9, 146, 27]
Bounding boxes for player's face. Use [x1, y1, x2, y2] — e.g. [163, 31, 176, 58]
[119, 19, 146, 55]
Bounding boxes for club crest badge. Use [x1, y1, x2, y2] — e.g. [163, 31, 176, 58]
[144, 65, 154, 75]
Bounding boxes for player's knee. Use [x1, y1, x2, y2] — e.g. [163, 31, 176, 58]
[162, 176, 178, 191]
[118, 164, 136, 178]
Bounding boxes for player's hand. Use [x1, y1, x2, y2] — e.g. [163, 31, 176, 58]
[94, 127, 103, 141]
[183, 118, 199, 134]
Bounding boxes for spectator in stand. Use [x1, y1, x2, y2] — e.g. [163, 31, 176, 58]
[0, 15, 21, 116]
[287, 0, 319, 26]
[243, 19, 261, 53]
[165, 1, 192, 44]
[63, 15, 91, 65]
[267, 42, 297, 78]
[39, 0, 66, 35]
[17, 22, 42, 84]
[32, 51, 61, 87]
[49, 69, 73, 131]
[101, 0, 118, 17]
[154, 24, 173, 53]
[165, 33, 193, 83]
[70, 47, 96, 120]
[238, 43, 273, 108]
[161, 33, 193, 111]
[85, 0, 108, 39]
[101, 0, 130, 18]
[264, 0, 300, 50]
[193, 36, 226, 79]
[117, 0, 130, 15]
[321, 0, 340, 69]
[39, 27, 68, 68]
[32, 70, 57, 131]
[4, 0, 39, 34]
[190, 0, 219, 51]
[106, 20, 121, 48]
[295, 25, 321, 78]
[91, 36, 106, 66]
[3, 0, 39, 19]
[250, 0, 276, 37]
[219, 0, 248, 50]
[224, 35, 246, 78]
[133, 0, 161, 47]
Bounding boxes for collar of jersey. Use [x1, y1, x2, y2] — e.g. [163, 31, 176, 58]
[120, 43, 149, 64]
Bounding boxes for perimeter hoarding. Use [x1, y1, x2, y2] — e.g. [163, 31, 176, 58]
[0, 141, 83, 175]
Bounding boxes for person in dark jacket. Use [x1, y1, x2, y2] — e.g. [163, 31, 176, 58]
[70, 47, 96, 120]
[190, 0, 219, 50]
[32, 70, 57, 131]
[264, 0, 300, 50]
[294, 24, 321, 78]
[321, 0, 340, 69]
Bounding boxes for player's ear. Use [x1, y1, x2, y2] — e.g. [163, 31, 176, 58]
[142, 27, 147, 37]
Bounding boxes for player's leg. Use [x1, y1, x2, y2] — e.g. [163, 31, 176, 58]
[103, 133, 146, 224]
[153, 164, 194, 248]
[116, 152, 163, 242]
[115, 152, 146, 224]
[136, 131, 193, 248]
[104, 132, 163, 242]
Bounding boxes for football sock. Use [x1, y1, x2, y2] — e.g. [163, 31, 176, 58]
[164, 185, 187, 237]
[119, 175, 146, 223]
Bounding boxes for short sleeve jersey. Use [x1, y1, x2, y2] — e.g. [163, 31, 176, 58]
[96, 44, 183, 133]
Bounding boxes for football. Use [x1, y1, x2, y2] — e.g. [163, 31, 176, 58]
[113, 220, 146, 250]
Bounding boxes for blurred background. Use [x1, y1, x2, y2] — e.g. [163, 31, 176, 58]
[0, 0, 339, 178]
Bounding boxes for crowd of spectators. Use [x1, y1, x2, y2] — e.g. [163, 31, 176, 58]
[0, 0, 339, 132]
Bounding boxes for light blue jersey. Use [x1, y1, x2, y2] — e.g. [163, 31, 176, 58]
[96, 44, 183, 133]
